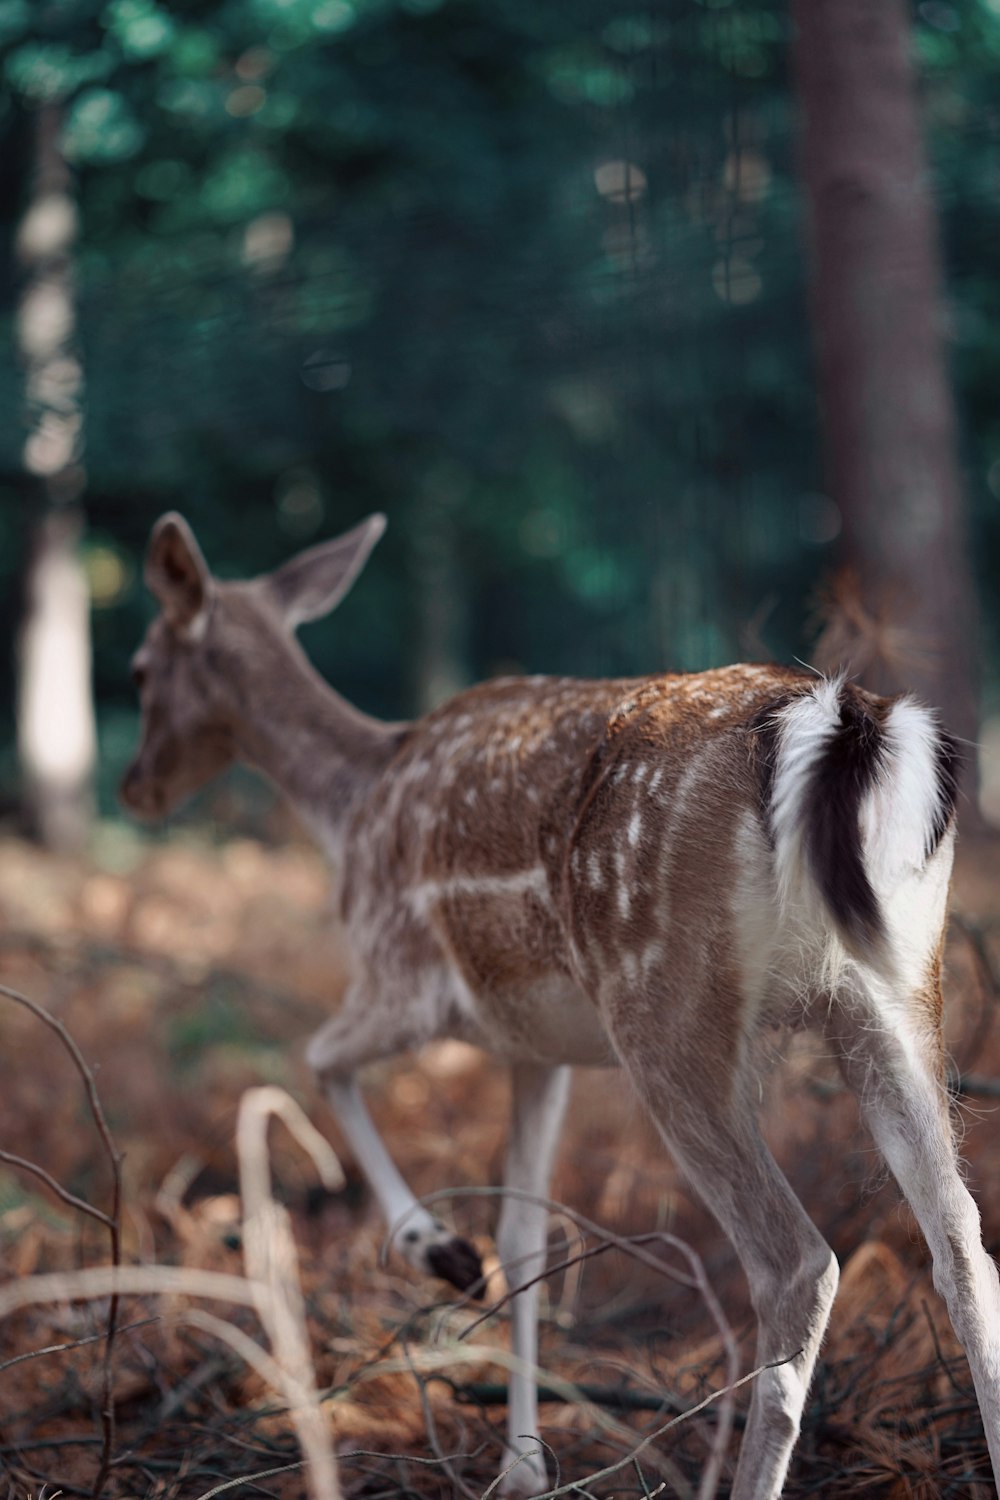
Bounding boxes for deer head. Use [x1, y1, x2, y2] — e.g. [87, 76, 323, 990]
[120, 510, 387, 820]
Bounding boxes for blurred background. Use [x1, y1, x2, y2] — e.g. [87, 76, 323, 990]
[2, 0, 999, 847]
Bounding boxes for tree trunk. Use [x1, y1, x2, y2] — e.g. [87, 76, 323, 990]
[791, 0, 978, 770]
[15, 103, 95, 851]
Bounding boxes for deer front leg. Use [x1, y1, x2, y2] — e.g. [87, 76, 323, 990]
[306, 1007, 484, 1295]
[495, 1063, 571, 1497]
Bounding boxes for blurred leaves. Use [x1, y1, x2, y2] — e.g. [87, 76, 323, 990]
[102, 0, 175, 61]
[1, 0, 999, 782]
[5, 41, 112, 101]
[62, 86, 144, 161]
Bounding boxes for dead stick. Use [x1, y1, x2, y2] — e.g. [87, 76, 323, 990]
[453, 1381, 748, 1426]
[0, 981, 124, 1500]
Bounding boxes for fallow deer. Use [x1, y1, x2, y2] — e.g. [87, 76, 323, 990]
[122, 512, 1000, 1499]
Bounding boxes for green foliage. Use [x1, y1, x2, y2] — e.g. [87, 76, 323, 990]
[167, 987, 274, 1075]
[1, 0, 999, 806]
[62, 85, 145, 160]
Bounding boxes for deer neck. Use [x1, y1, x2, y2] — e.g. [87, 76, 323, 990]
[231, 643, 404, 860]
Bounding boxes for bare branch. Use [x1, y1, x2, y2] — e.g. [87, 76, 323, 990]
[0, 979, 124, 1499]
[0, 1148, 114, 1230]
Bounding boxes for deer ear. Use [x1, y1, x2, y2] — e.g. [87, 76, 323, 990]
[264, 513, 386, 629]
[146, 513, 212, 633]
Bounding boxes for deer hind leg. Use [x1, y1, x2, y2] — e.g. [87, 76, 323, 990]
[607, 1005, 838, 1500]
[306, 992, 484, 1294]
[831, 989, 1000, 1483]
[495, 1062, 571, 1497]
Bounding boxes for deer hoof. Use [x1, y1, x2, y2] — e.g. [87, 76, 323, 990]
[395, 1218, 485, 1296]
[498, 1445, 549, 1496]
[426, 1234, 485, 1297]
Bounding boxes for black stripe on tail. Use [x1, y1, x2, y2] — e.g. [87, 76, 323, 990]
[805, 686, 887, 962]
[928, 727, 961, 858]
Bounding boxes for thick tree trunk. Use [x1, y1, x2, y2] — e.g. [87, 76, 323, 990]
[791, 0, 978, 767]
[15, 103, 95, 851]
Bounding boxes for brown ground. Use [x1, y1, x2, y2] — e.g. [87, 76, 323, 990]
[2, 828, 1000, 1498]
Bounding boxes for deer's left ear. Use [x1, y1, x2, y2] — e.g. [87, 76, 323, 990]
[263, 513, 386, 629]
[146, 513, 213, 634]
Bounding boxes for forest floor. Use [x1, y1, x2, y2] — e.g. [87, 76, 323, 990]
[2, 827, 1000, 1499]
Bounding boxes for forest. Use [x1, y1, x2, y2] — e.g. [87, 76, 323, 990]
[3, 0, 1000, 1496]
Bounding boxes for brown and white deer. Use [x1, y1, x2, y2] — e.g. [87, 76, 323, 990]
[122, 511, 1000, 1498]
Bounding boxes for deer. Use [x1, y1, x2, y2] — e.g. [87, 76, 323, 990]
[121, 510, 1000, 1499]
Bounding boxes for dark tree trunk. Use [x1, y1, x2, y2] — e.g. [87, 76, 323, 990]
[792, 0, 978, 774]
[15, 103, 95, 851]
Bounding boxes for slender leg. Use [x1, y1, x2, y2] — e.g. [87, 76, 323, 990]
[306, 997, 483, 1292]
[832, 998, 1000, 1482]
[495, 1063, 572, 1497]
[608, 1013, 838, 1500]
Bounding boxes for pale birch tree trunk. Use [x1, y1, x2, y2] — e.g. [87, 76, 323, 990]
[792, 0, 978, 771]
[15, 103, 95, 851]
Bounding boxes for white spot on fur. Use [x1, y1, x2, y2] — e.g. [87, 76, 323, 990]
[615, 848, 630, 920]
[640, 939, 665, 976]
[628, 810, 643, 846]
[408, 866, 550, 918]
[587, 852, 604, 890]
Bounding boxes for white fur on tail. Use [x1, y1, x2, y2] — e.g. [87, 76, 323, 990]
[769, 675, 845, 920]
[861, 696, 949, 893]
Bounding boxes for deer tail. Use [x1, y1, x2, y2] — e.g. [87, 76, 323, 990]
[760, 677, 959, 975]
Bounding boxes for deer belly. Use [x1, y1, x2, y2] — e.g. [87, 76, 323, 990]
[467, 973, 617, 1066]
[416, 879, 610, 1064]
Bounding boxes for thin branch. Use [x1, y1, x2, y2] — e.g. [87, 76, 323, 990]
[0, 1316, 157, 1376]
[481, 1356, 789, 1499]
[193, 1461, 308, 1500]
[0, 1148, 114, 1230]
[0, 980, 124, 1500]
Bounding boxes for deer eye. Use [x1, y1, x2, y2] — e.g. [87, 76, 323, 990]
[131, 664, 148, 691]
